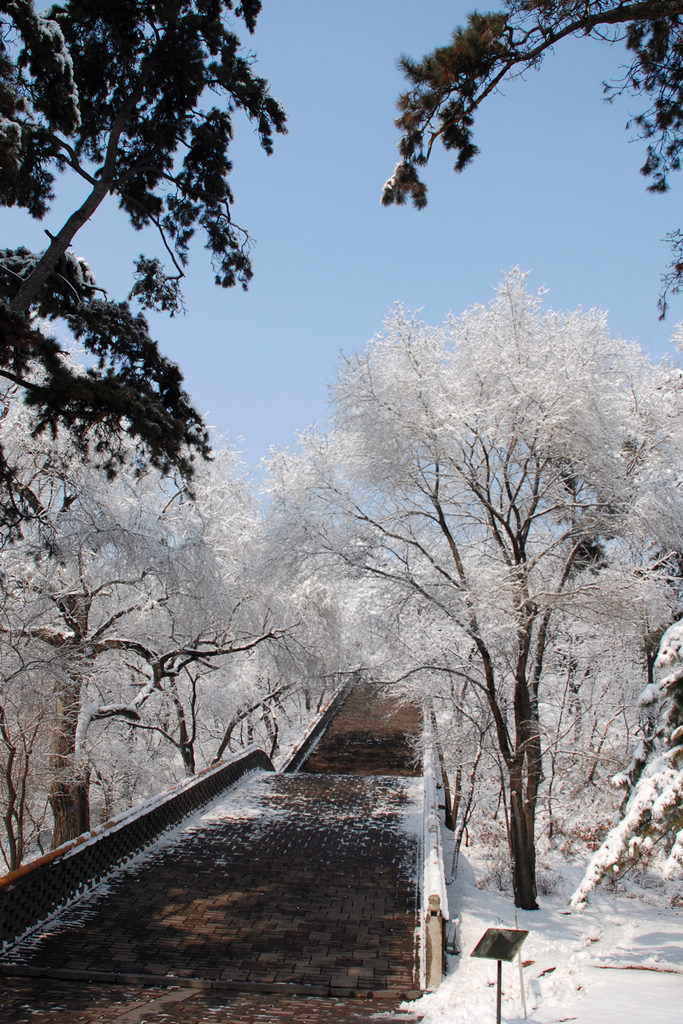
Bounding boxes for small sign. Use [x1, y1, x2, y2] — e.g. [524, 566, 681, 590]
[471, 927, 528, 962]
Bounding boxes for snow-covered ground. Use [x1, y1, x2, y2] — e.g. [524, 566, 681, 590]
[409, 849, 682, 1024]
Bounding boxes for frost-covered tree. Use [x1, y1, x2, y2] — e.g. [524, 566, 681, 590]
[0, 643, 52, 871]
[571, 617, 683, 903]
[267, 272, 683, 908]
[0, 388, 286, 850]
[0, 1, 285, 509]
[383, 1, 683, 314]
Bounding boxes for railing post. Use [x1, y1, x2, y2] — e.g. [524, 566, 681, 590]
[421, 709, 449, 990]
[425, 893, 445, 990]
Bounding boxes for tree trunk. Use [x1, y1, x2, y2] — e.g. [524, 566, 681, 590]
[49, 771, 91, 849]
[0, 705, 21, 871]
[48, 682, 90, 848]
[482, 650, 540, 909]
[170, 688, 195, 776]
[508, 762, 538, 910]
[178, 742, 195, 776]
[263, 707, 279, 760]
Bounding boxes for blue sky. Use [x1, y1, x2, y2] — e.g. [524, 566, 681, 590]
[5, 2, 683, 468]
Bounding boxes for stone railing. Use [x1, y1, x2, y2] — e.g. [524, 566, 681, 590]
[0, 747, 273, 950]
[421, 715, 450, 991]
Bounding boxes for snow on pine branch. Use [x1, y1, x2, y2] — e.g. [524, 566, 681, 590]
[571, 619, 683, 905]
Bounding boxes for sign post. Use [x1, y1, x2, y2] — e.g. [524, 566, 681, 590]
[471, 927, 529, 1024]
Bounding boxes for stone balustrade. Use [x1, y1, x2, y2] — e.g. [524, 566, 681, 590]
[0, 747, 273, 950]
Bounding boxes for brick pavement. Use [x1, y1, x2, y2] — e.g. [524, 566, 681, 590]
[302, 683, 421, 777]
[0, 977, 423, 1023]
[0, 683, 426, 1023]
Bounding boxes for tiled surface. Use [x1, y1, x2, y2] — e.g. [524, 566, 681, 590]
[1, 773, 420, 993]
[302, 684, 422, 777]
[0, 977, 423, 1023]
[0, 684, 425, 1022]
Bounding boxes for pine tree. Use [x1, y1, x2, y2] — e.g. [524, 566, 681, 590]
[0, 1, 285, 530]
[382, 0, 683, 315]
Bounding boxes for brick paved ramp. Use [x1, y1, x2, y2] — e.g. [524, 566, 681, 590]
[0, 770, 422, 1020]
[0, 683, 426, 1022]
[0, 978, 423, 1023]
[302, 684, 421, 776]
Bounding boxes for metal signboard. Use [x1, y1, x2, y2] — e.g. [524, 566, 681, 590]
[471, 927, 529, 1024]
[471, 927, 528, 962]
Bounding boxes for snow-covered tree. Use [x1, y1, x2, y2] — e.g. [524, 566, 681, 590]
[0, 387, 287, 851]
[571, 618, 683, 904]
[267, 272, 683, 908]
[0, 635, 53, 871]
